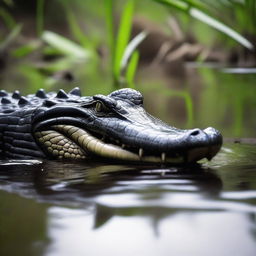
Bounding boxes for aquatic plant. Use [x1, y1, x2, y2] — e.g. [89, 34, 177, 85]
[153, 0, 254, 50]
[105, 0, 146, 88]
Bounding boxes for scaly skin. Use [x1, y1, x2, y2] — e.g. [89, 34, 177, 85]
[0, 87, 222, 163]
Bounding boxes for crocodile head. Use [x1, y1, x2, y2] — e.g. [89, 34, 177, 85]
[32, 88, 222, 164]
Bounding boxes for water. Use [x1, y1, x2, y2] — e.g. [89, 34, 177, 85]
[0, 142, 256, 256]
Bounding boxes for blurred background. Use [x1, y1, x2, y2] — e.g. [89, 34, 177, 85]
[0, 0, 255, 137]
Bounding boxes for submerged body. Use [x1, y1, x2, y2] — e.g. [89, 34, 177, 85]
[0, 88, 222, 164]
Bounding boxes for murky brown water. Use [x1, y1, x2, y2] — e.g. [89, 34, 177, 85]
[0, 142, 256, 256]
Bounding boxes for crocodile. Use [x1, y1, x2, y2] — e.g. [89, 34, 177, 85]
[0, 87, 222, 164]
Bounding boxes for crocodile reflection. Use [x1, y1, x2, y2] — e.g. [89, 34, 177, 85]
[0, 160, 223, 230]
[36, 162, 223, 229]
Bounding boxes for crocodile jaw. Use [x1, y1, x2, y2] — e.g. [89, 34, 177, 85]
[35, 125, 220, 164]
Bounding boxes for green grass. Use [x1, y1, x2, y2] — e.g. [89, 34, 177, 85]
[113, 0, 134, 83]
[153, 0, 254, 50]
[105, 0, 148, 88]
[105, 0, 115, 71]
[42, 30, 91, 59]
[36, 0, 45, 36]
[125, 50, 139, 88]
[0, 24, 22, 51]
[61, 1, 94, 50]
[0, 7, 16, 29]
[1, 0, 255, 95]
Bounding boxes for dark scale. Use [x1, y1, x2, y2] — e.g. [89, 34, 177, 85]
[0, 88, 84, 159]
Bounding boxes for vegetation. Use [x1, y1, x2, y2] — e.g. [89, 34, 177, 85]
[154, 0, 254, 49]
[0, 0, 254, 86]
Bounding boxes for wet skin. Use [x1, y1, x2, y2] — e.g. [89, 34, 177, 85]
[0, 88, 222, 163]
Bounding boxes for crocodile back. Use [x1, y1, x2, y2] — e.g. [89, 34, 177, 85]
[0, 90, 45, 158]
[0, 88, 84, 159]
[0, 107, 45, 159]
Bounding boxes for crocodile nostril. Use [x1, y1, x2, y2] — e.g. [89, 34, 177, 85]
[189, 129, 201, 136]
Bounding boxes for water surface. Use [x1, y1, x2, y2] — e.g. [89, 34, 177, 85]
[0, 142, 256, 256]
[1, 59, 256, 256]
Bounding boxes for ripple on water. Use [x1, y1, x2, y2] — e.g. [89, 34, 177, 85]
[0, 143, 255, 213]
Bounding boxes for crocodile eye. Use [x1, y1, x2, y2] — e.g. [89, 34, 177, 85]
[95, 102, 102, 112]
[95, 101, 108, 113]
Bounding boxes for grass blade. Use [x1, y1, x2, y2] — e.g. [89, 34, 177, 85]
[153, 0, 187, 10]
[126, 50, 139, 87]
[66, 10, 92, 49]
[114, 0, 134, 82]
[0, 24, 22, 51]
[121, 31, 147, 70]
[42, 31, 91, 59]
[0, 7, 16, 29]
[153, 0, 254, 50]
[190, 8, 254, 50]
[60, 1, 93, 50]
[105, 0, 115, 63]
[36, 0, 45, 36]
[12, 40, 41, 58]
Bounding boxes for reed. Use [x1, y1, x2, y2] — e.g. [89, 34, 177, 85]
[153, 0, 254, 50]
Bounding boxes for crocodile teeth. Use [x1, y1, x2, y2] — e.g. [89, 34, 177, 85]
[139, 148, 143, 158]
[161, 152, 166, 162]
[44, 125, 185, 164]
